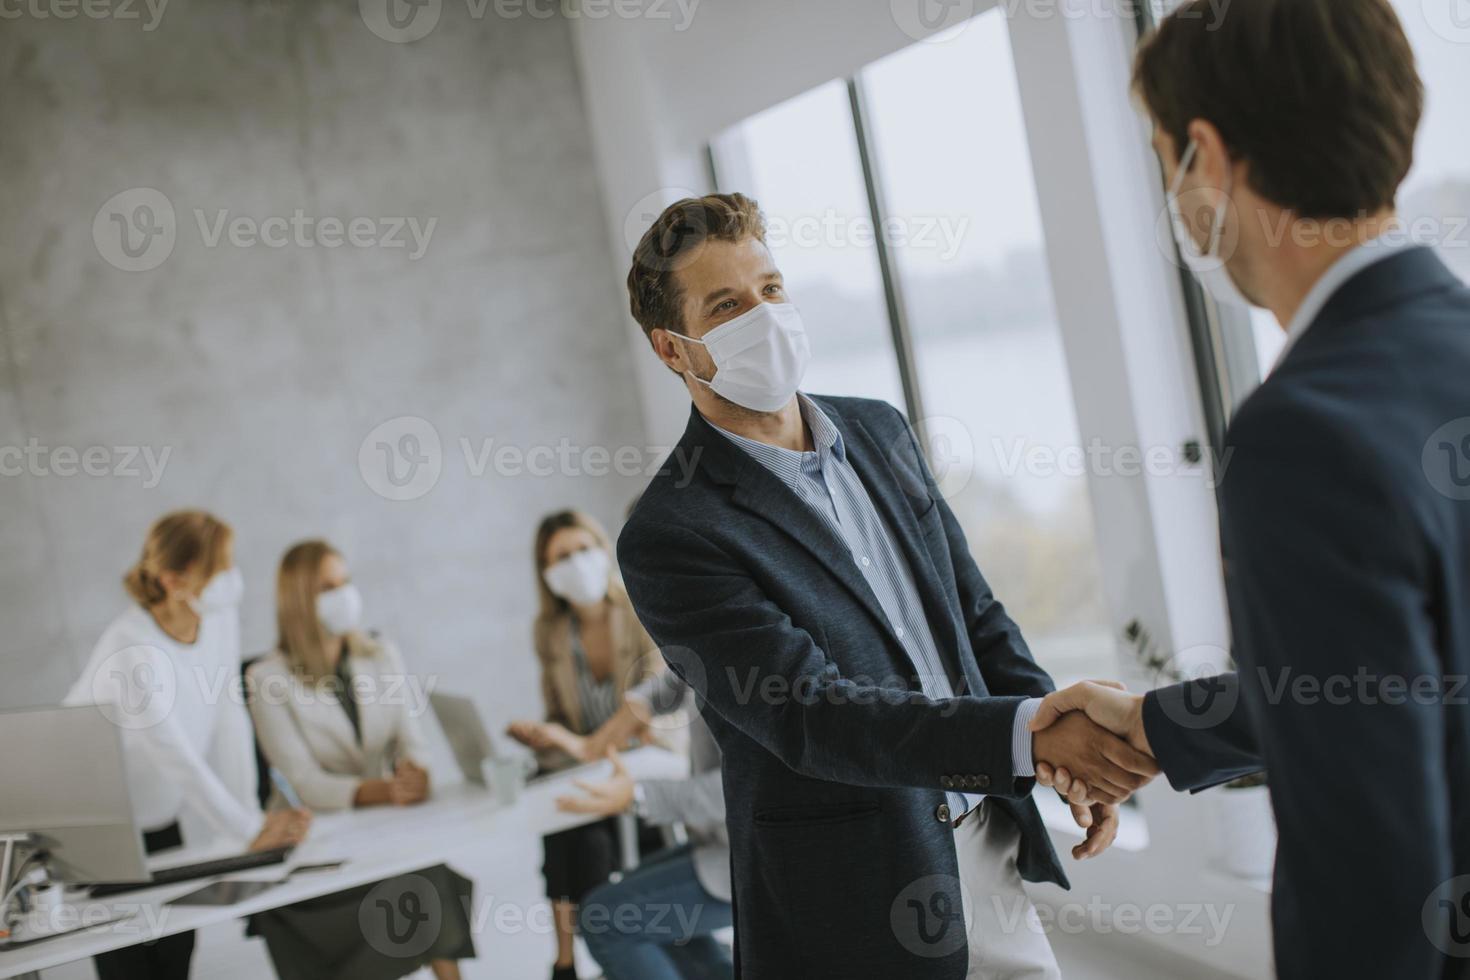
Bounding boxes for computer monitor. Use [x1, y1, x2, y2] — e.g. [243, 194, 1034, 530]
[0, 705, 148, 884]
[429, 692, 496, 787]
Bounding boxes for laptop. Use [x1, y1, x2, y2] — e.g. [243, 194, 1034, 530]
[428, 691, 601, 788]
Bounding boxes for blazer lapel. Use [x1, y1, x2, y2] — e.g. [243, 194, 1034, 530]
[827, 406, 971, 691]
[687, 409, 896, 638]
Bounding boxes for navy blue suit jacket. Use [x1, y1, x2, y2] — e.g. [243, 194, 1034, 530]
[619, 395, 1066, 979]
[1142, 247, 1470, 978]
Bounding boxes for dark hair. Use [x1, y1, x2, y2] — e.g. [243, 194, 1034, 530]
[1134, 0, 1423, 220]
[627, 193, 767, 339]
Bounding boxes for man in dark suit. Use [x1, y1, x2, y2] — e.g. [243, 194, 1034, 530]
[616, 193, 1159, 978]
[1027, 2, 1469, 977]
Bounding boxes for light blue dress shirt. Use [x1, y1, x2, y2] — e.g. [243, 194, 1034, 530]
[712, 395, 1041, 819]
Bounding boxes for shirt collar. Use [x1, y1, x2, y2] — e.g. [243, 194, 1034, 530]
[709, 394, 845, 467]
[1278, 234, 1414, 363]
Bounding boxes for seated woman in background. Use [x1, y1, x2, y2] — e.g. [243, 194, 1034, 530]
[245, 539, 475, 980]
[506, 509, 666, 980]
[65, 509, 310, 980]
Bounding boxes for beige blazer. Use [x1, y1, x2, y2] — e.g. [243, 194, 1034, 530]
[532, 590, 665, 769]
[247, 633, 432, 812]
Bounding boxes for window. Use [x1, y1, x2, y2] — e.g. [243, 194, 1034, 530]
[708, 14, 1116, 685]
[860, 16, 1113, 683]
[710, 82, 907, 408]
[1164, 0, 1470, 413]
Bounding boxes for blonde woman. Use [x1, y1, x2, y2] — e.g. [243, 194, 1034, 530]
[245, 540, 475, 980]
[64, 510, 310, 980]
[506, 509, 666, 980]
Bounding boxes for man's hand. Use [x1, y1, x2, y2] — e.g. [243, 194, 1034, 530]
[1030, 711, 1158, 805]
[1030, 681, 1152, 804]
[1064, 801, 1119, 860]
[555, 749, 636, 817]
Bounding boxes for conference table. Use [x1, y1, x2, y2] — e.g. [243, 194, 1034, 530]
[0, 747, 687, 979]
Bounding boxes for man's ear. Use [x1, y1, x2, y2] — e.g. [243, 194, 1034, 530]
[1185, 118, 1231, 188]
[650, 328, 686, 378]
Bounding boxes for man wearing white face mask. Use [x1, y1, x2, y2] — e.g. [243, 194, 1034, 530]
[64, 510, 310, 980]
[1024, 2, 1470, 978]
[617, 194, 1160, 979]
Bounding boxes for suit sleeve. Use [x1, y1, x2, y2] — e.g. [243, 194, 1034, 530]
[1216, 401, 1451, 978]
[618, 519, 1034, 798]
[889, 403, 1055, 701]
[1141, 674, 1263, 791]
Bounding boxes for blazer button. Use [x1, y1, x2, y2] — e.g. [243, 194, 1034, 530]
[941, 776, 955, 790]
[935, 803, 951, 824]
[974, 775, 991, 790]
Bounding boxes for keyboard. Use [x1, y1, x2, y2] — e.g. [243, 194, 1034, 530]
[86, 846, 294, 898]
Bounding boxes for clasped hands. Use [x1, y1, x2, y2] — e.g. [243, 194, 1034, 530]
[1029, 681, 1157, 861]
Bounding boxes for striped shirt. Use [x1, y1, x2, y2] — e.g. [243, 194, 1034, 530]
[713, 395, 1039, 819]
[569, 619, 620, 735]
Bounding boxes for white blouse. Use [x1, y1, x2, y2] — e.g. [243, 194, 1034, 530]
[64, 604, 261, 844]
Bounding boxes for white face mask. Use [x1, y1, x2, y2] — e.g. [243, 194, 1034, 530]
[1167, 139, 1255, 310]
[316, 583, 364, 635]
[543, 548, 611, 607]
[669, 302, 810, 413]
[190, 566, 243, 616]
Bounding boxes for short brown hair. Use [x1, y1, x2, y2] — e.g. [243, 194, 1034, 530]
[627, 193, 767, 339]
[1134, 0, 1423, 220]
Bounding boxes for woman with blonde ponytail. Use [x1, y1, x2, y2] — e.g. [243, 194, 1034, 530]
[63, 510, 312, 980]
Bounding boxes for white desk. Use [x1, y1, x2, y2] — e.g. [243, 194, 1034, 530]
[0, 748, 686, 979]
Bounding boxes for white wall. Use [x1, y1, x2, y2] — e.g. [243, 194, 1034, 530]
[0, 2, 650, 749]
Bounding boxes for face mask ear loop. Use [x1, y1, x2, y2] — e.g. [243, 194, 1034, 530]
[664, 328, 717, 390]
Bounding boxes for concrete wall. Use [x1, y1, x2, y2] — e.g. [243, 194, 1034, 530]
[0, 1, 649, 738]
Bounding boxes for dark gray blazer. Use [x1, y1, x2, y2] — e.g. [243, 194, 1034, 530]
[618, 395, 1065, 979]
[1142, 247, 1470, 979]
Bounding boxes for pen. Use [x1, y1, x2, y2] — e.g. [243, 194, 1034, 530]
[268, 767, 305, 810]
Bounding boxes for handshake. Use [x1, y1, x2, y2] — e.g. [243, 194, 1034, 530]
[1026, 681, 1157, 861]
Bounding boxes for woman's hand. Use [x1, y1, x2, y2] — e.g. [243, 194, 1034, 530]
[583, 703, 650, 761]
[389, 760, 430, 805]
[506, 720, 586, 759]
[251, 808, 312, 851]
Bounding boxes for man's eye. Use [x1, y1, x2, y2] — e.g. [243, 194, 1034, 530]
[765, 284, 784, 296]
[713, 300, 738, 314]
